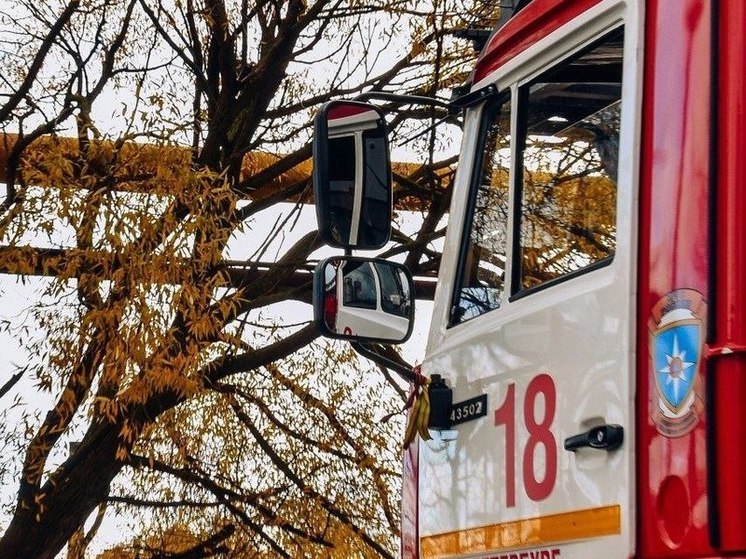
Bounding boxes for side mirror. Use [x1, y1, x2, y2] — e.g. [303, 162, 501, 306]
[313, 101, 392, 250]
[313, 257, 415, 343]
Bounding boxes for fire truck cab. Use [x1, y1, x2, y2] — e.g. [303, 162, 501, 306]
[312, 0, 746, 557]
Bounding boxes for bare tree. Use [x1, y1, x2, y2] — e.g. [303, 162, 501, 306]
[0, 0, 482, 557]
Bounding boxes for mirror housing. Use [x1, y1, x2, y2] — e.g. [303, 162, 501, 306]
[313, 101, 392, 250]
[313, 256, 415, 344]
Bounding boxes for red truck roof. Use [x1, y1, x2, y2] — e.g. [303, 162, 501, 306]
[473, 0, 602, 84]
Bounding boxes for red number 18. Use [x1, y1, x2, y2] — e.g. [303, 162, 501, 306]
[494, 373, 557, 507]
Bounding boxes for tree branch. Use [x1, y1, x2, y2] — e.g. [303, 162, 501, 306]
[0, 0, 80, 123]
[0, 370, 23, 401]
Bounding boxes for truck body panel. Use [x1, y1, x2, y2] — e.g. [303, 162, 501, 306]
[402, 0, 746, 557]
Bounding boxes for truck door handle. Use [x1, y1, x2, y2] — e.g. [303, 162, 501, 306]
[564, 424, 624, 452]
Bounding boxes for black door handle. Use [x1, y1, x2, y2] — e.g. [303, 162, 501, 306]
[564, 424, 624, 452]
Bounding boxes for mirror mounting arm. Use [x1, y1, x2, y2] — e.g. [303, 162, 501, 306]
[353, 92, 451, 111]
[350, 341, 417, 384]
[353, 88, 499, 115]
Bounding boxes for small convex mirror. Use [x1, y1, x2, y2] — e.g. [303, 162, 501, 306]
[313, 257, 415, 343]
[313, 101, 392, 250]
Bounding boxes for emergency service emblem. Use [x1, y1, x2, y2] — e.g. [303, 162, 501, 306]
[648, 289, 706, 437]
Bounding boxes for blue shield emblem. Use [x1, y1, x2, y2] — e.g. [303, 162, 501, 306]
[652, 322, 701, 413]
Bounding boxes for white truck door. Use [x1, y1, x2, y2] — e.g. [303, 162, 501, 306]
[418, 3, 640, 558]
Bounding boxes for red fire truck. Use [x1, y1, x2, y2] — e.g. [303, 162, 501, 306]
[311, 0, 746, 557]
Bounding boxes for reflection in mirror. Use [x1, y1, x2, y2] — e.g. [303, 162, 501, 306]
[313, 101, 392, 250]
[313, 257, 414, 343]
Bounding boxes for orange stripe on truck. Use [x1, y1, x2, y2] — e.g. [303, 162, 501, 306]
[420, 504, 621, 559]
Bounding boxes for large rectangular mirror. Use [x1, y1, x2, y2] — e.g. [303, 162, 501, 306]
[313, 101, 392, 250]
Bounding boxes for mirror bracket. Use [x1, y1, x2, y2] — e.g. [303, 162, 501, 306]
[353, 86, 497, 114]
[448, 83, 498, 111]
[353, 91, 451, 110]
[350, 341, 417, 384]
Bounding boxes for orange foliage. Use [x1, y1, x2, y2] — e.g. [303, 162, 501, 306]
[0, 133, 311, 199]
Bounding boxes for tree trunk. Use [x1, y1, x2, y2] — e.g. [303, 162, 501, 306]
[0, 421, 122, 559]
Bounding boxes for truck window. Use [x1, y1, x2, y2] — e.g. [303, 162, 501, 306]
[374, 262, 411, 318]
[342, 261, 377, 309]
[514, 28, 623, 293]
[450, 95, 511, 325]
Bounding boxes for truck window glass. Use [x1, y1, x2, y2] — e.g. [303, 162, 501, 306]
[515, 28, 623, 293]
[374, 262, 411, 318]
[342, 261, 377, 309]
[451, 95, 511, 325]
